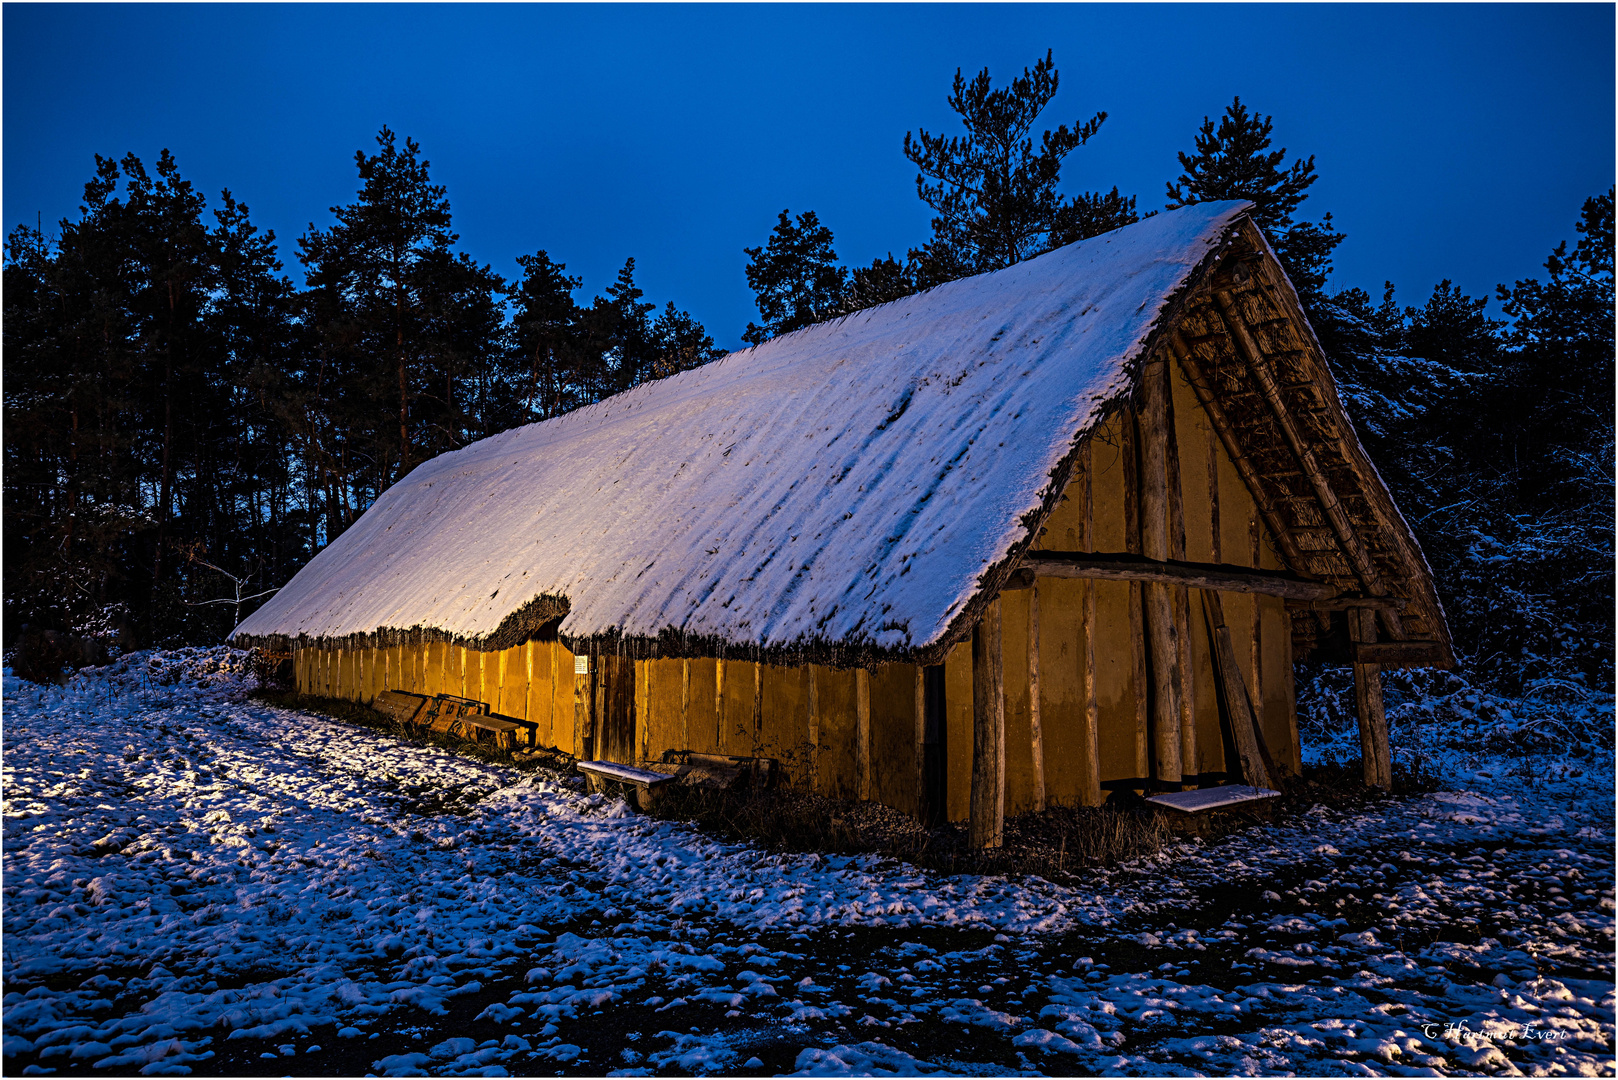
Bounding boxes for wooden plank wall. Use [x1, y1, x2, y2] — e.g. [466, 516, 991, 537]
[291, 357, 1300, 816]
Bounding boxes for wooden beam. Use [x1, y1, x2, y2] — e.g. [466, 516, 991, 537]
[753, 660, 763, 742]
[1349, 608, 1392, 789]
[1353, 640, 1447, 668]
[1169, 332, 1312, 573]
[914, 666, 926, 817]
[855, 668, 871, 801]
[1211, 290, 1390, 600]
[1139, 353, 1183, 786]
[969, 597, 1005, 850]
[1287, 596, 1406, 613]
[1202, 591, 1273, 790]
[1028, 583, 1045, 812]
[1020, 551, 1333, 600]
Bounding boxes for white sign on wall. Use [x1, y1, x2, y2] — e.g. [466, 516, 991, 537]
[574, 655, 589, 675]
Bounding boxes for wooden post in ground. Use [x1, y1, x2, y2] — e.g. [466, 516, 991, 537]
[1349, 609, 1392, 789]
[970, 598, 1006, 850]
[1079, 442, 1102, 808]
[855, 668, 872, 801]
[1122, 412, 1150, 789]
[681, 658, 691, 752]
[1139, 353, 1184, 786]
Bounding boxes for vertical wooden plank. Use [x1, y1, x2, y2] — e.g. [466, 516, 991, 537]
[969, 598, 1005, 849]
[637, 658, 649, 763]
[715, 658, 726, 755]
[807, 666, 820, 793]
[1249, 508, 1264, 712]
[1027, 584, 1045, 812]
[921, 664, 947, 825]
[1122, 409, 1150, 788]
[1207, 423, 1223, 564]
[914, 666, 927, 815]
[1139, 353, 1184, 786]
[1350, 609, 1392, 789]
[753, 661, 764, 748]
[1203, 591, 1273, 790]
[855, 668, 871, 801]
[1079, 441, 1102, 807]
[679, 658, 690, 751]
[573, 647, 588, 759]
[549, 640, 560, 749]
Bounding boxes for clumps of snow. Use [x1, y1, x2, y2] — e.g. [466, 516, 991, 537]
[4, 650, 1612, 1075]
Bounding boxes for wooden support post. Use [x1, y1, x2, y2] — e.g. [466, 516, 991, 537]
[638, 658, 650, 763]
[1027, 583, 1045, 812]
[855, 668, 871, 801]
[807, 666, 820, 793]
[548, 641, 559, 748]
[1202, 591, 1273, 790]
[1123, 410, 1151, 788]
[921, 664, 947, 826]
[1349, 609, 1392, 789]
[573, 648, 589, 760]
[1139, 353, 1184, 786]
[1165, 372, 1197, 785]
[1078, 442, 1102, 807]
[969, 598, 1006, 849]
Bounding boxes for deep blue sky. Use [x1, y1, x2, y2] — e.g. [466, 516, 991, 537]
[5, 4, 1613, 351]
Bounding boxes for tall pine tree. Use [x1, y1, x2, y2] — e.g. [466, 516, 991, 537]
[742, 209, 848, 345]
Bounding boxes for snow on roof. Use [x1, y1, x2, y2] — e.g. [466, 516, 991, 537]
[234, 202, 1253, 658]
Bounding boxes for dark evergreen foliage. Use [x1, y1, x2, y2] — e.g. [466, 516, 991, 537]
[742, 210, 849, 344]
[1165, 96, 1343, 308]
[3, 131, 723, 650]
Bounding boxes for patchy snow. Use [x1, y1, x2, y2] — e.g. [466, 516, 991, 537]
[233, 203, 1252, 657]
[4, 650, 1613, 1076]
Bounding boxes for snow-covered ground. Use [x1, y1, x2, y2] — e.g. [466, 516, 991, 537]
[3, 649, 1612, 1076]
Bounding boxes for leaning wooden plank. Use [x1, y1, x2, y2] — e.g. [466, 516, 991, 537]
[1019, 552, 1333, 600]
[1202, 591, 1274, 791]
[374, 690, 430, 725]
[1147, 784, 1280, 813]
[1139, 350, 1184, 787]
[1349, 609, 1393, 789]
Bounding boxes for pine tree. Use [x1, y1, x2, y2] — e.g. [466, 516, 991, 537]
[650, 302, 724, 378]
[742, 210, 848, 345]
[1165, 97, 1342, 305]
[903, 50, 1135, 285]
[511, 250, 584, 420]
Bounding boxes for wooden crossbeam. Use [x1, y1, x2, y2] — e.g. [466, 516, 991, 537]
[1018, 551, 1333, 601]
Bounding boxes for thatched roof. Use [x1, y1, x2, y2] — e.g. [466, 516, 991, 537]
[233, 202, 1451, 668]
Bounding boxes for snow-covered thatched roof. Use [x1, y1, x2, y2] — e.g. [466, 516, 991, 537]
[235, 203, 1314, 663]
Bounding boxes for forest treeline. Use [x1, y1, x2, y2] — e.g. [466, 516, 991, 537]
[5, 52, 1612, 693]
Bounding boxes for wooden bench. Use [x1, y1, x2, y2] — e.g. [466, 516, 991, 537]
[372, 691, 521, 751]
[577, 760, 678, 811]
[660, 750, 779, 792]
[1145, 784, 1280, 814]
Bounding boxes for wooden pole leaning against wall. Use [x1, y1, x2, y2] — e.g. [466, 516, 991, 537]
[1348, 608, 1393, 789]
[1138, 351, 1184, 786]
[969, 597, 1006, 850]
